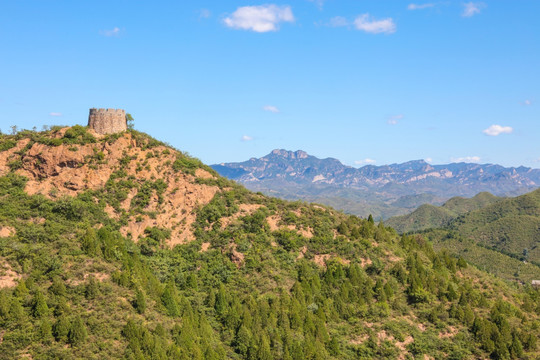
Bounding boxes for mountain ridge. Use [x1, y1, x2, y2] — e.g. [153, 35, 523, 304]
[212, 149, 540, 219]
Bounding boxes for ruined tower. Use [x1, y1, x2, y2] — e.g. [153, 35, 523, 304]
[88, 108, 127, 135]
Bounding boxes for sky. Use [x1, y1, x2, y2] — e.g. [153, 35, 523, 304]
[0, 1, 539, 168]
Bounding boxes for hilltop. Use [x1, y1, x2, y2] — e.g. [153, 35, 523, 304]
[212, 149, 540, 219]
[0, 126, 538, 359]
[388, 189, 540, 282]
[387, 192, 503, 233]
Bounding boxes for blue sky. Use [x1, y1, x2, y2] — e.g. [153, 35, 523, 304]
[1, 1, 539, 168]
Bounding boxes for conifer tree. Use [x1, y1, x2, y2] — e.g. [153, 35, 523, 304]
[54, 315, 70, 342]
[161, 281, 180, 317]
[85, 276, 99, 300]
[68, 316, 88, 346]
[9, 297, 25, 323]
[38, 318, 53, 343]
[0, 290, 10, 320]
[134, 288, 146, 314]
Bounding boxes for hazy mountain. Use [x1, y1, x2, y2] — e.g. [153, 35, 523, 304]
[212, 149, 540, 219]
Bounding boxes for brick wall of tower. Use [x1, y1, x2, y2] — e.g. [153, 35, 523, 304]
[88, 108, 127, 135]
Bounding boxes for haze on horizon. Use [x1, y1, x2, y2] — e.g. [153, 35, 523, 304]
[0, 1, 538, 168]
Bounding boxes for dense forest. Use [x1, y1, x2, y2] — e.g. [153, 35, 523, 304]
[0, 126, 539, 359]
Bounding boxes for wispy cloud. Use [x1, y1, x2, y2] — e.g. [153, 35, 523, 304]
[354, 14, 396, 34]
[99, 27, 122, 37]
[425, 157, 433, 163]
[451, 156, 481, 163]
[483, 125, 513, 136]
[49, 112, 62, 117]
[241, 135, 254, 142]
[408, 3, 436, 10]
[328, 16, 349, 27]
[387, 114, 403, 125]
[522, 99, 532, 106]
[263, 105, 280, 113]
[199, 9, 211, 19]
[355, 158, 377, 165]
[307, 0, 325, 10]
[224, 5, 294, 33]
[462, 2, 485, 17]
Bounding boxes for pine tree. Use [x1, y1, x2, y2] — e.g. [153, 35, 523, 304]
[9, 297, 25, 323]
[327, 337, 340, 356]
[256, 334, 272, 360]
[68, 316, 88, 346]
[50, 276, 67, 297]
[85, 276, 99, 300]
[38, 318, 53, 343]
[134, 288, 146, 314]
[161, 281, 179, 317]
[54, 315, 70, 342]
[0, 290, 10, 320]
[509, 334, 524, 359]
[81, 227, 99, 256]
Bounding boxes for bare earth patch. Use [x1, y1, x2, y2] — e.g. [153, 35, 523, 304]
[220, 203, 263, 229]
[267, 214, 313, 238]
[297, 246, 307, 260]
[0, 259, 21, 288]
[3, 132, 220, 247]
[313, 254, 332, 267]
[0, 226, 15, 238]
[360, 257, 372, 268]
[200, 242, 211, 252]
[438, 326, 458, 339]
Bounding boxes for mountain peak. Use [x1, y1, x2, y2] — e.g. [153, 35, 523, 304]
[269, 149, 309, 159]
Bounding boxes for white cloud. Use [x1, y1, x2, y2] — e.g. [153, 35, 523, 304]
[483, 125, 513, 136]
[425, 157, 433, 163]
[408, 3, 435, 10]
[328, 16, 349, 27]
[241, 135, 253, 142]
[263, 105, 280, 113]
[462, 2, 485, 17]
[355, 158, 377, 165]
[354, 14, 396, 34]
[387, 114, 403, 125]
[199, 9, 211, 19]
[224, 5, 294, 33]
[49, 112, 62, 117]
[522, 99, 532, 106]
[100, 27, 122, 37]
[451, 156, 481, 163]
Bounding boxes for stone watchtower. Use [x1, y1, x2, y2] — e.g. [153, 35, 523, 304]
[88, 108, 127, 135]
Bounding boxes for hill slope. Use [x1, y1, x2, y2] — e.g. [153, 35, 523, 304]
[212, 149, 540, 219]
[0, 127, 538, 359]
[451, 188, 540, 263]
[387, 192, 503, 233]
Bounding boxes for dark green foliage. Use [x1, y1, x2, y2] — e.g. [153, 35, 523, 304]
[68, 316, 88, 346]
[62, 125, 96, 144]
[32, 290, 49, 317]
[134, 288, 146, 314]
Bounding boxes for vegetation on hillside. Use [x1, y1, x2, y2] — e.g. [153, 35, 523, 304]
[387, 192, 502, 234]
[0, 127, 539, 359]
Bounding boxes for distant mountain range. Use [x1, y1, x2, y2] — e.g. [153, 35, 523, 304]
[212, 149, 540, 219]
